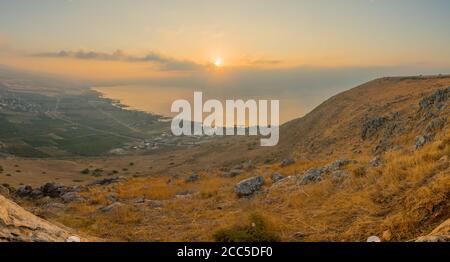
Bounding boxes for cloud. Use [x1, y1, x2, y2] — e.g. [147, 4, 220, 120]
[248, 59, 282, 65]
[238, 56, 283, 66]
[32, 50, 203, 71]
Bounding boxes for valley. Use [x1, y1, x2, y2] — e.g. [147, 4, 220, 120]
[1, 73, 449, 242]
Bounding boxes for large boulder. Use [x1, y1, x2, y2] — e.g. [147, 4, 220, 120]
[0, 195, 79, 242]
[234, 176, 265, 197]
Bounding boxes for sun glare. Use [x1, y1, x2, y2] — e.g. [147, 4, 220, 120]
[214, 57, 222, 67]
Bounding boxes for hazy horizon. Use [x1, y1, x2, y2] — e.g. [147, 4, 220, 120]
[1, 0, 450, 121]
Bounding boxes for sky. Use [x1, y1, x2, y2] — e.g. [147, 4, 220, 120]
[0, 0, 450, 120]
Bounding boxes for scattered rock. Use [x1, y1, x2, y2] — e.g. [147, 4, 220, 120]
[293, 232, 308, 240]
[134, 197, 146, 204]
[147, 200, 163, 208]
[298, 168, 324, 185]
[40, 182, 71, 198]
[88, 177, 121, 186]
[330, 171, 349, 183]
[323, 159, 352, 172]
[280, 159, 295, 167]
[98, 202, 124, 213]
[16, 185, 33, 197]
[425, 117, 446, 134]
[66, 236, 81, 242]
[234, 176, 265, 197]
[369, 156, 382, 168]
[106, 194, 118, 203]
[61, 192, 84, 203]
[30, 189, 44, 199]
[270, 172, 285, 183]
[176, 189, 196, 197]
[185, 173, 199, 183]
[366, 236, 381, 242]
[415, 135, 430, 150]
[419, 87, 449, 110]
[415, 235, 448, 242]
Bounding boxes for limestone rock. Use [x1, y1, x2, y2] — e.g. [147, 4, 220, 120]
[415, 218, 450, 242]
[0, 195, 75, 242]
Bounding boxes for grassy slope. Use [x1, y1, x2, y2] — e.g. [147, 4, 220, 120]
[39, 76, 450, 241]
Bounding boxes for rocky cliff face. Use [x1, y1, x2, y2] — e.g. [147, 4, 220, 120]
[0, 195, 81, 242]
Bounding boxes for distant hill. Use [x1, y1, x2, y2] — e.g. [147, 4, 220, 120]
[273, 75, 450, 160]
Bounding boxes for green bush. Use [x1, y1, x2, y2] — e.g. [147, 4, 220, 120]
[213, 214, 280, 242]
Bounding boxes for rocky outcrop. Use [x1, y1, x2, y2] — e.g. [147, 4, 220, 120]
[419, 87, 449, 110]
[234, 176, 265, 197]
[0, 195, 79, 242]
[415, 218, 450, 242]
[361, 117, 387, 140]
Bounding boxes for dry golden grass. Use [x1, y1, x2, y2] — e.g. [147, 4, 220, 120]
[51, 128, 449, 241]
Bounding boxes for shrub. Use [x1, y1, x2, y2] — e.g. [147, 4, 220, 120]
[213, 214, 280, 242]
[352, 166, 366, 177]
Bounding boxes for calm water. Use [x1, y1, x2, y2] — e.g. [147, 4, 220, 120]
[93, 85, 308, 124]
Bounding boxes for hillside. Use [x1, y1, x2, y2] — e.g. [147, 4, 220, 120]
[275, 75, 450, 160]
[1, 75, 448, 242]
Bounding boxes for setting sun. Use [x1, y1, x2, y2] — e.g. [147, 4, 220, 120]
[214, 57, 222, 67]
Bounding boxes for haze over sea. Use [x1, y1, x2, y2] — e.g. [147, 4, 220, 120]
[93, 66, 450, 123]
